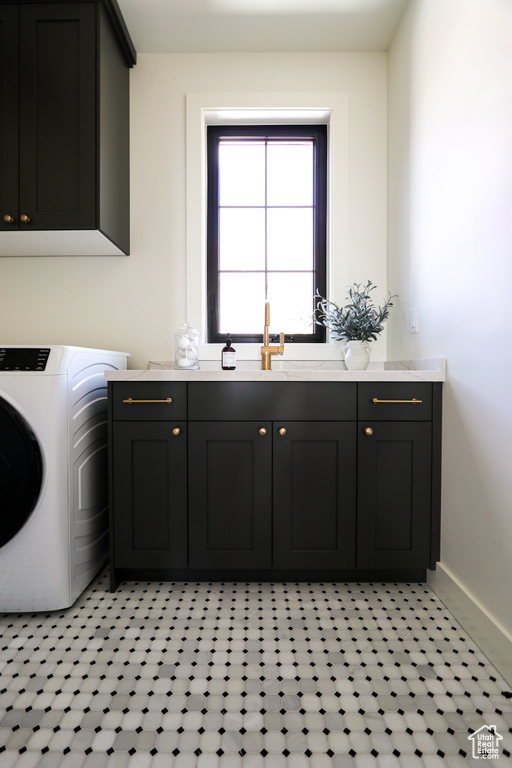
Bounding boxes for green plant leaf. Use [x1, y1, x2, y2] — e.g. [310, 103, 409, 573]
[312, 281, 397, 342]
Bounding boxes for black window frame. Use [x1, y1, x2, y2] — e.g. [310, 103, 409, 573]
[207, 124, 327, 344]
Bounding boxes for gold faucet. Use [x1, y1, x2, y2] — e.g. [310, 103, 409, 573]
[261, 301, 285, 370]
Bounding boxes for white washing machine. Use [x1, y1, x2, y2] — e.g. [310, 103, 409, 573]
[0, 345, 129, 612]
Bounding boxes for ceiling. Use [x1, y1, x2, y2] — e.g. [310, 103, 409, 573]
[117, 0, 410, 54]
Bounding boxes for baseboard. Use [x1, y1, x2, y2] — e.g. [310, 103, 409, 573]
[428, 562, 512, 687]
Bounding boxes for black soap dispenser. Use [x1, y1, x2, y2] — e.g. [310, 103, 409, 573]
[221, 334, 236, 370]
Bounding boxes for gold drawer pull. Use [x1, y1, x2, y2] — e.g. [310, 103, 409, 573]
[123, 397, 173, 404]
[371, 398, 422, 404]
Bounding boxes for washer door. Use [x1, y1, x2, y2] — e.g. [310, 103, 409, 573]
[0, 397, 43, 547]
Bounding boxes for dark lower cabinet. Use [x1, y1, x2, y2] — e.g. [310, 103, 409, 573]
[188, 422, 272, 569]
[188, 420, 356, 571]
[273, 422, 356, 569]
[112, 421, 187, 572]
[108, 381, 442, 588]
[357, 421, 432, 569]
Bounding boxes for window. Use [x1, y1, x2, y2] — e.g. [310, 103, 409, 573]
[207, 124, 327, 344]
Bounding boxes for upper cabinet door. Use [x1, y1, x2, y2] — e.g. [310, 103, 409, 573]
[18, 3, 96, 230]
[0, 6, 19, 230]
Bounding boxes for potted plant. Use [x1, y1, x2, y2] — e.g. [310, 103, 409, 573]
[313, 280, 396, 370]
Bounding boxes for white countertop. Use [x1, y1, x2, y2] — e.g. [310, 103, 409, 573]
[105, 358, 445, 382]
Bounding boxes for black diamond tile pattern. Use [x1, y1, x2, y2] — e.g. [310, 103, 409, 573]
[0, 571, 511, 767]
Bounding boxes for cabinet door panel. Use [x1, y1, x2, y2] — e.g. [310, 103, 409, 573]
[113, 422, 187, 569]
[273, 422, 356, 569]
[357, 421, 431, 568]
[0, 6, 19, 229]
[19, 4, 96, 229]
[189, 422, 272, 569]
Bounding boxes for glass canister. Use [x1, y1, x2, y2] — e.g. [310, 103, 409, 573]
[174, 322, 200, 370]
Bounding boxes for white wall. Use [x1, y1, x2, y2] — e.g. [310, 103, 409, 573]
[388, 0, 512, 675]
[0, 52, 387, 369]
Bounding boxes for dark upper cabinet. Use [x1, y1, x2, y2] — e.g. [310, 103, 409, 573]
[0, 1, 135, 256]
[188, 421, 272, 570]
[0, 6, 19, 227]
[357, 421, 432, 569]
[272, 421, 356, 570]
[19, 4, 96, 231]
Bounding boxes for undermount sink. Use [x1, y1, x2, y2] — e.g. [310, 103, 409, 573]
[196, 360, 346, 372]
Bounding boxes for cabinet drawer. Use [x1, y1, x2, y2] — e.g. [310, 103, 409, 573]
[189, 382, 357, 421]
[358, 382, 432, 421]
[111, 382, 187, 421]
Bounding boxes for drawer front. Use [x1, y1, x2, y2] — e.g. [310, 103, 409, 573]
[111, 382, 187, 421]
[188, 382, 357, 421]
[358, 382, 432, 421]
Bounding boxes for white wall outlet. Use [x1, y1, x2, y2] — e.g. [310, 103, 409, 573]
[410, 307, 419, 334]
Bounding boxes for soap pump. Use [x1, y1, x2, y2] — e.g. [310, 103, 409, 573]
[221, 334, 236, 370]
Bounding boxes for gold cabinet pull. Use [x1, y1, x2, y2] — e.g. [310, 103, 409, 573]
[363, 426, 374, 436]
[122, 397, 173, 404]
[371, 397, 422, 404]
[278, 427, 287, 436]
[20, 214, 31, 223]
[258, 427, 267, 436]
[3, 214, 14, 224]
[172, 427, 181, 436]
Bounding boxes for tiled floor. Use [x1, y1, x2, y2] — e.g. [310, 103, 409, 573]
[0, 572, 511, 768]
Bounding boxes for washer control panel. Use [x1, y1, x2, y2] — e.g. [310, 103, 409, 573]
[0, 348, 51, 371]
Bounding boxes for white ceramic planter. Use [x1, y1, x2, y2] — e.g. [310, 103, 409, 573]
[343, 340, 372, 371]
